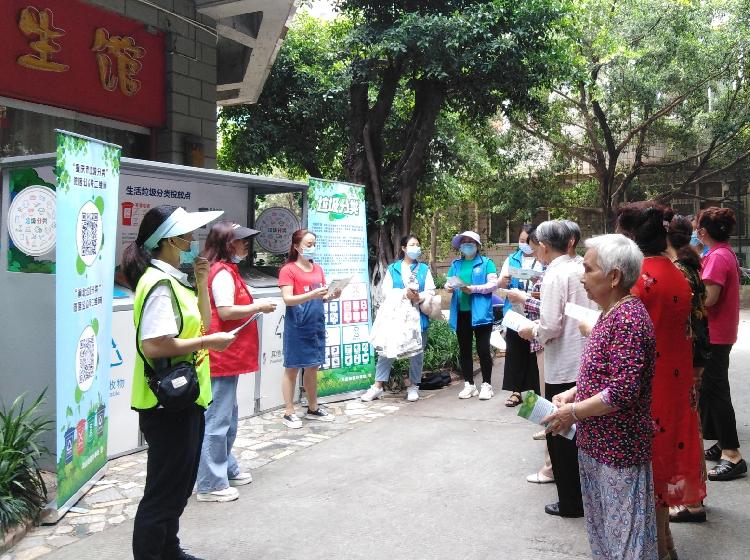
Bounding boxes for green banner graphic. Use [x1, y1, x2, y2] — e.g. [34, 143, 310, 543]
[307, 178, 374, 396]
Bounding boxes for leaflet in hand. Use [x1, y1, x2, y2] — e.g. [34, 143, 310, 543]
[517, 391, 576, 440]
[327, 276, 352, 296]
[508, 266, 543, 281]
[564, 302, 601, 325]
[501, 310, 536, 333]
[228, 313, 261, 336]
[445, 276, 467, 289]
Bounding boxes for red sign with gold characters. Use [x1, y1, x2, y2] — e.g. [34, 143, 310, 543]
[0, 0, 165, 128]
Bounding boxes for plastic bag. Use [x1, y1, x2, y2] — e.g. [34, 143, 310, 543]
[370, 289, 423, 359]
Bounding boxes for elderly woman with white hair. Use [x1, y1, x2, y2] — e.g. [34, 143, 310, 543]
[544, 234, 658, 560]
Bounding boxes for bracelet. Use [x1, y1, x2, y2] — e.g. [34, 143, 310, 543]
[570, 403, 580, 422]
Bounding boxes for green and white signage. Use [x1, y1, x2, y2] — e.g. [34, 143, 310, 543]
[307, 178, 374, 397]
[54, 131, 120, 511]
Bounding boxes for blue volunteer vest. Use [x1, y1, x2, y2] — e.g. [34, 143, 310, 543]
[447, 255, 494, 330]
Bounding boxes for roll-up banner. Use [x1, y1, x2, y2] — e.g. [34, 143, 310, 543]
[306, 178, 374, 397]
[54, 130, 120, 515]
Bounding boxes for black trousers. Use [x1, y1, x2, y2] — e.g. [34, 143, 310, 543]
[545, 381, 583, 515]
[700, 344, 740, 450]
[501, 329, 540, 394]
[457, 311, 493, 384]
[133, 404, 205, 560]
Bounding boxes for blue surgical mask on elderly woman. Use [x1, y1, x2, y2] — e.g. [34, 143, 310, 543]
[459, 243, 477, 258]
[519, 242, 533, 256]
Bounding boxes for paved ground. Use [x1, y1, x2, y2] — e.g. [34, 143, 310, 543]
[7, 315, 750, 560]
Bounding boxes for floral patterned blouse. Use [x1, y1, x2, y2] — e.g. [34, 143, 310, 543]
[576, 297, 656, 468]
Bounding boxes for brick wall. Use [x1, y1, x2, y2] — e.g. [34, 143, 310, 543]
[86, 0, 218, 168]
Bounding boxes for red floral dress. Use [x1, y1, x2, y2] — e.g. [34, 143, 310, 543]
[632, 256, 707, 507]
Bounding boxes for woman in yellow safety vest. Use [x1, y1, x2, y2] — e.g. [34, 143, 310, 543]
[122, 204, 236, 560]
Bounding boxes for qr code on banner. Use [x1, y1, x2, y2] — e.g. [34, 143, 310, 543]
[78, 335, 96, 386]
[81, 212, 99, 257]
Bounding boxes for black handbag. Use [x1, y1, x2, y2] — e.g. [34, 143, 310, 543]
[136, 281, 200, 411]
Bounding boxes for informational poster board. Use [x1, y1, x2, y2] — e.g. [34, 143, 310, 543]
[54, 131, 120, 512]
[307, 178, 374, 397]
[116, 174, 248, 264]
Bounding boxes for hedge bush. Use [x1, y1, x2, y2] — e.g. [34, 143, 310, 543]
[380, 319, 461, 391]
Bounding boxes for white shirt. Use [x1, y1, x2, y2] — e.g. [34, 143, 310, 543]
[535, 254, 596, 384]
[382, 261, 436, 300]
[212, 268, 238, 307]
[139, 259, 189, 341]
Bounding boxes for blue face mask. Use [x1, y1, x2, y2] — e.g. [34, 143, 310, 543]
[406, 247, 422, 260]
[302, 246, 316, 260]
[689, 231, 701, 247]
[230, 255, 243, 264]
[519, 242, 533, 256]
[179, 240, 200, 266]
[459, 243, 477, 258]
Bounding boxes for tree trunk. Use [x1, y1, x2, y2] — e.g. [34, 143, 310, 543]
[429, 209, 439, 274]
[395, 80, 447, 240]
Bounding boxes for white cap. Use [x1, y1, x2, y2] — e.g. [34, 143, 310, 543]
[143, 207, 224, 250]
[451, 230, 482, 249]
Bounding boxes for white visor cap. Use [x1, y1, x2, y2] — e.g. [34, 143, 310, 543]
[144, 207, 224, 250]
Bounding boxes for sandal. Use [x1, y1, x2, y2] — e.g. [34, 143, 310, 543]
[669, 505, 706, 523]
[505, 392, 522, 407]
[704, 443, 722, 462]
[708, 458, 747, 481]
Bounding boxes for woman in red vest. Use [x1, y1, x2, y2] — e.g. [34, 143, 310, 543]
[196, 221, 277, 502]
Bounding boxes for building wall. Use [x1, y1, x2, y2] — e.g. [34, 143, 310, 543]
[84, 0, 218, 168]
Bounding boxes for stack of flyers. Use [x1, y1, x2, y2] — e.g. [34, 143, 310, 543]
[501, 310, 537, 333]
[564, 302, 601, 325]
[517, 391, 576, 440]
[446, 276, 467, 289]
[508, 266, 543, 281]
[228, 313, 261, 336]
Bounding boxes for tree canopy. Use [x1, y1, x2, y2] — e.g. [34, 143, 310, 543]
[219, 0, 572, 277]
[511, 0, 750, 227]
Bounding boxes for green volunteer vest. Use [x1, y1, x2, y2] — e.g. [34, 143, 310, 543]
[131, 266, 212, 410]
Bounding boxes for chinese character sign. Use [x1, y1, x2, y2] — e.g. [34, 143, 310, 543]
[55, 130, 121, 512]
[0, 0, 164, 127]
[307, 178, 374, 397]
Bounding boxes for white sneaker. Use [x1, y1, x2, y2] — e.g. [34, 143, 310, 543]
[360, 385, 384, 402]
[478, 382, 494, 400]
[283, 413, 302, 429]
[406, 386, 419, 402]
[458, 382, 479, 399]
[228, 472, 253, 486]
[197, 487, 239, 502]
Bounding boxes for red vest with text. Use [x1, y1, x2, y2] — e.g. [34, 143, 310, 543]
[207, 262, 259, 376]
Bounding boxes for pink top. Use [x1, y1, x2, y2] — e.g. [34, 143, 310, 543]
[278, 262, 326, 296]
[702, 242, 740, 344]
